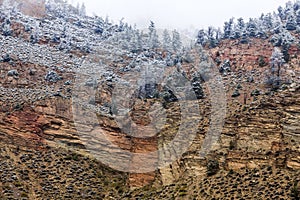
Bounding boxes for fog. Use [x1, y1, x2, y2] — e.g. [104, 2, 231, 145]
[71, 0, 290, 30]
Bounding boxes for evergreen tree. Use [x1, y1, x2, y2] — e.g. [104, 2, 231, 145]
[2, 23, 12, 36]
[148, 21, 160, 50]
[237, 17, 246, 30]
[240, 30, 249, 44]
[172, 29, 182, 52]
[118, 18, 125, 32]
[162, 29, 172, 52]
[30, 22, 41, 44]
[1, 18, 12, 36]
[136, 30, 143, 51]
[272, 13, 284, 34]
[215, 28, 222, 41]
[278, 6, 285, 20]
[269, 47, 285, 88]
[284, 1, 294, 16]
[120, 29, 130, 50]
[148, 21, 155, 33]
[233, 18, 245, 39]
[129, 36, 137, 53]
[196, 29, 207, 46]
[207, 26, 214, 39]
[294, 0, 300, 11]
[286, 10, 297, 30]
[262, 13, 273, 30]
[223, 18, 234, 39]
[256, 20, 267, 39]
[207, 26, 218, 48]
[247, 18, 258, 37]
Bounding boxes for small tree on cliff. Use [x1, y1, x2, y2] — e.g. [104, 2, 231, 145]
[223, 18, 234, 39]
[1, 19, 12, 36]
[148, 21, 160, 50]
[285, 10, 297, 31]
[247, 18, 258, 37]
[232, 17, 245, 39]
[268, 47, 285, 89]
[197, 29, 207, 46]
[207, 26, 218, 48]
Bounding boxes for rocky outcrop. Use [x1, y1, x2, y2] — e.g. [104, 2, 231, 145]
[0, 0, 299, 198]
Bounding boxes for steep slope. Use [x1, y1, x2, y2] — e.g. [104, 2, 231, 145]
[0, 0, 299, 199]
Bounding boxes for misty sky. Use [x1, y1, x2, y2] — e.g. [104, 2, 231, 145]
[71, 0, 290, 30]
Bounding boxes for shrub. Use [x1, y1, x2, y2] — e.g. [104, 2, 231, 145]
[21, 192, 28, 198]
[229, 140, 237, 150]
[207, 159, 219, 176]
[65, 153, 79, 161]
[291, 181, 300, 200]
[258, 56, 267, 67]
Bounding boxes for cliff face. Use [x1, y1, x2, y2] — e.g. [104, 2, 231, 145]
[0, 1, 299, 199]
[124, 39, 300, 199]
[1, 36, 299, 192]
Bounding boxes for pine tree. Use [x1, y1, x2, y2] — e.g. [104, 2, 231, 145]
[237, 18, 245, 29]
[256, 20, 267, 39]
[240, 30, 248, 44]
[2, 23, 12, 36]
[215, 28, 222, 41]
[286, 10, 297, 30]
[1, 18, 12, 36]
[148, 21, 155, 34]
[262, 13, 273, 30]
[233, 18, 245, 39]
[278, 6, 285, 20]
[172, 29, 182, 52]
[294, 0, 300, 11]
[30, 22, 41, 44]
[148, 21, 160, 50]
[207, 26, 218, 48]
[162, 29, 172, 52]
[136, 30, 143, 51]
[247, 18, 258, 37]
[272, 13, 284, 34]
[269, 47, 285, 88]
[284, 1, 294, 16]
[223, 18, 234, 39]
[196, 29, 206, 46]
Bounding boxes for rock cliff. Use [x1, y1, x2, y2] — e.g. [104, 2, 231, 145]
[0, 1, 299, 199]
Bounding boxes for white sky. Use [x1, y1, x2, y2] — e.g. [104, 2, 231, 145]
[71, 0, 291, 30]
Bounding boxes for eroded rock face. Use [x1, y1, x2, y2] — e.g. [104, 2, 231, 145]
[0, 0, 299, 197]
[1, 41, 299, 194]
